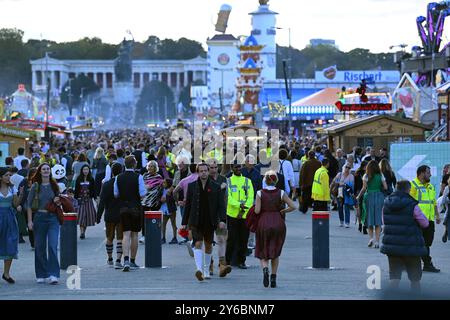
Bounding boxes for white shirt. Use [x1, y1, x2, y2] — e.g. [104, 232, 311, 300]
[60, 157, 68, 171]
[292, 158, 302, 188]
[257, 186, 285, 199]
[102, 164, 112, 184]
[10, 174, 24, 191]
[14, 155, 29, 170]
[0, 186, 18, 197]
[279, 160, 295, 194]
[113, 169, 147, 198]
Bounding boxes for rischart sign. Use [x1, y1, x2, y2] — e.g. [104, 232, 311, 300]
[315, 66, 400, 83]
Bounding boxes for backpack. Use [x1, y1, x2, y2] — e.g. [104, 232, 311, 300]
[62, 154, 73, 176]
[276, 173, 285, 191]
[277, 161, 286, 191]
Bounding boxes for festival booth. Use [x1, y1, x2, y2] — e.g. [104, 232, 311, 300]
[1, 119, 68, 140]
[324, 115, 432, 153]
[0, 124, 35, 165]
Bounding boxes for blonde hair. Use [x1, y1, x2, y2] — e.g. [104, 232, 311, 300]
[176, 155, 190, 166]
[94, 147, 104, 160]
[147, 160, 159, 173]
[264, 170, 278, 186]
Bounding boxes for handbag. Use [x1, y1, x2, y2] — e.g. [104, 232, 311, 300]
[31, 183, 40, 211]
[245, 205, 259, 233]
[45, 195, 76, 225]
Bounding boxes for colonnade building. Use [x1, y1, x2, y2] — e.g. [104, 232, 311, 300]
[30, 56, 207, 102]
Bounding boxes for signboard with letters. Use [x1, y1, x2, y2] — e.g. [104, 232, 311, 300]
[315, 66, 400, 83]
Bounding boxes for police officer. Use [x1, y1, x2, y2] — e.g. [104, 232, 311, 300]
[410, 165, 441, 273]
[311, 158, 331, 211]
[225, 163, 254, 269]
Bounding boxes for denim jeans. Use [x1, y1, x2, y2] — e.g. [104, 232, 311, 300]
[338, 198, 351, 225]
[33, 211, 60, 278]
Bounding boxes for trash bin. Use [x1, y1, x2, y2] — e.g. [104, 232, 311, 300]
[312, 211, 329, 269]
[145, 211, 162, 268]
[60, 212, 78, 270]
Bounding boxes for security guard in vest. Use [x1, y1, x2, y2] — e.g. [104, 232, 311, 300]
[311, 158, 331, 211]
[225, 162, 254, 269]
[167, 151, 176, 177]
[410, 165, 441, 273]
[207, 147, 224, 165]
[301, 147, 311, 164]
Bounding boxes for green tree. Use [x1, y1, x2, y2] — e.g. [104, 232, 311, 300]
[60, 74, 100, 114]
[135, 80, 174, 124]
[0, 28, 31, 95]
[178, 79, 204, 114]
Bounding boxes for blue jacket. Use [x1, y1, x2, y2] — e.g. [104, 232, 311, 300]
[380, 191, 428, 257]
[241, 166, 262, 200]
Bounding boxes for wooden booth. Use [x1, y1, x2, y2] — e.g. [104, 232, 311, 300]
[325, 115, 433, 153]
[0, 124, 35, 165]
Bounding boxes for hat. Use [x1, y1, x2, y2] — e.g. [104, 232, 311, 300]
[52, 164, 66, 180]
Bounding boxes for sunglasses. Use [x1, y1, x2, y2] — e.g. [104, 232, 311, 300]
[345, 166, 351, 169]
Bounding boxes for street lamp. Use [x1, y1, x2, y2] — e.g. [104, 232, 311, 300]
[44, 52, 53, 141]
[213, 67, 233, 116]
[272, 27, 292, 139]
[80, 87, 88, 117]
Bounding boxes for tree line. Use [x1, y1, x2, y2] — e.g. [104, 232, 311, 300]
[0, 28, 398, 96]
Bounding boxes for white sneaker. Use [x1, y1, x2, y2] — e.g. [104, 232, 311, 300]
[36, 278, 46, 284]
[139, 236, 145, 244]
[48, 276, 58, 285]
[345, 224, 350, 228]
[339, 222, 344, 227]
[203, 267, 211, 279]
[186, 240, 194, 258]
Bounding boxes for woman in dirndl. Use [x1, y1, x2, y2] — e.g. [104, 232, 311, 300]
[254, 170, 296, 288]
[75, 165, 96, 239]
[0, 167, 20, 284]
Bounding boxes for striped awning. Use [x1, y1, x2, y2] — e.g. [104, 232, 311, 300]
[288, 105, 336, 115]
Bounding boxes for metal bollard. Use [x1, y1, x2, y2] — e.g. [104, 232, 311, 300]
[60, 212, 78, 270]
[312, 211, 330, 269]
[145, 211, 162, 268]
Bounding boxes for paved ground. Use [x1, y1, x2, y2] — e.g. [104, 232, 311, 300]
[1, 208, 449, 300]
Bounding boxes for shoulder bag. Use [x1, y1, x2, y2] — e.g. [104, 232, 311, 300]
[31, 183, 40, 211]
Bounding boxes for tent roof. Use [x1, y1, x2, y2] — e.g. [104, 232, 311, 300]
[292, 88, 340, 107]
[324, 115, 432, 134]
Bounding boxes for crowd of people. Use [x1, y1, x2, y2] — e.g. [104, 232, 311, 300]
[0, 128, 448, 291]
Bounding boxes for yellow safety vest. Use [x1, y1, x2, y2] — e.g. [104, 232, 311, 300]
[311, 166, 330, 201]
[301, 155, 308, 164]
[226, 175, 254, 219]
[205, 148, 223, 163]
[410, 178, 436, 221]
[167, 152, 176, 175]
[266, 147, 272, 158]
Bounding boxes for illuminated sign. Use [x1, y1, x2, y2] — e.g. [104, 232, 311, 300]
[316, 67, 400, 83]
[336, 92, 392, 111]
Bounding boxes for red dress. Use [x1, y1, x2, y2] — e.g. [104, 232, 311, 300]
[255, 189, 286, 260]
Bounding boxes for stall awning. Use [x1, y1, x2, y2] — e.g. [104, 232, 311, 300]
[292, 88, 340, 107]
